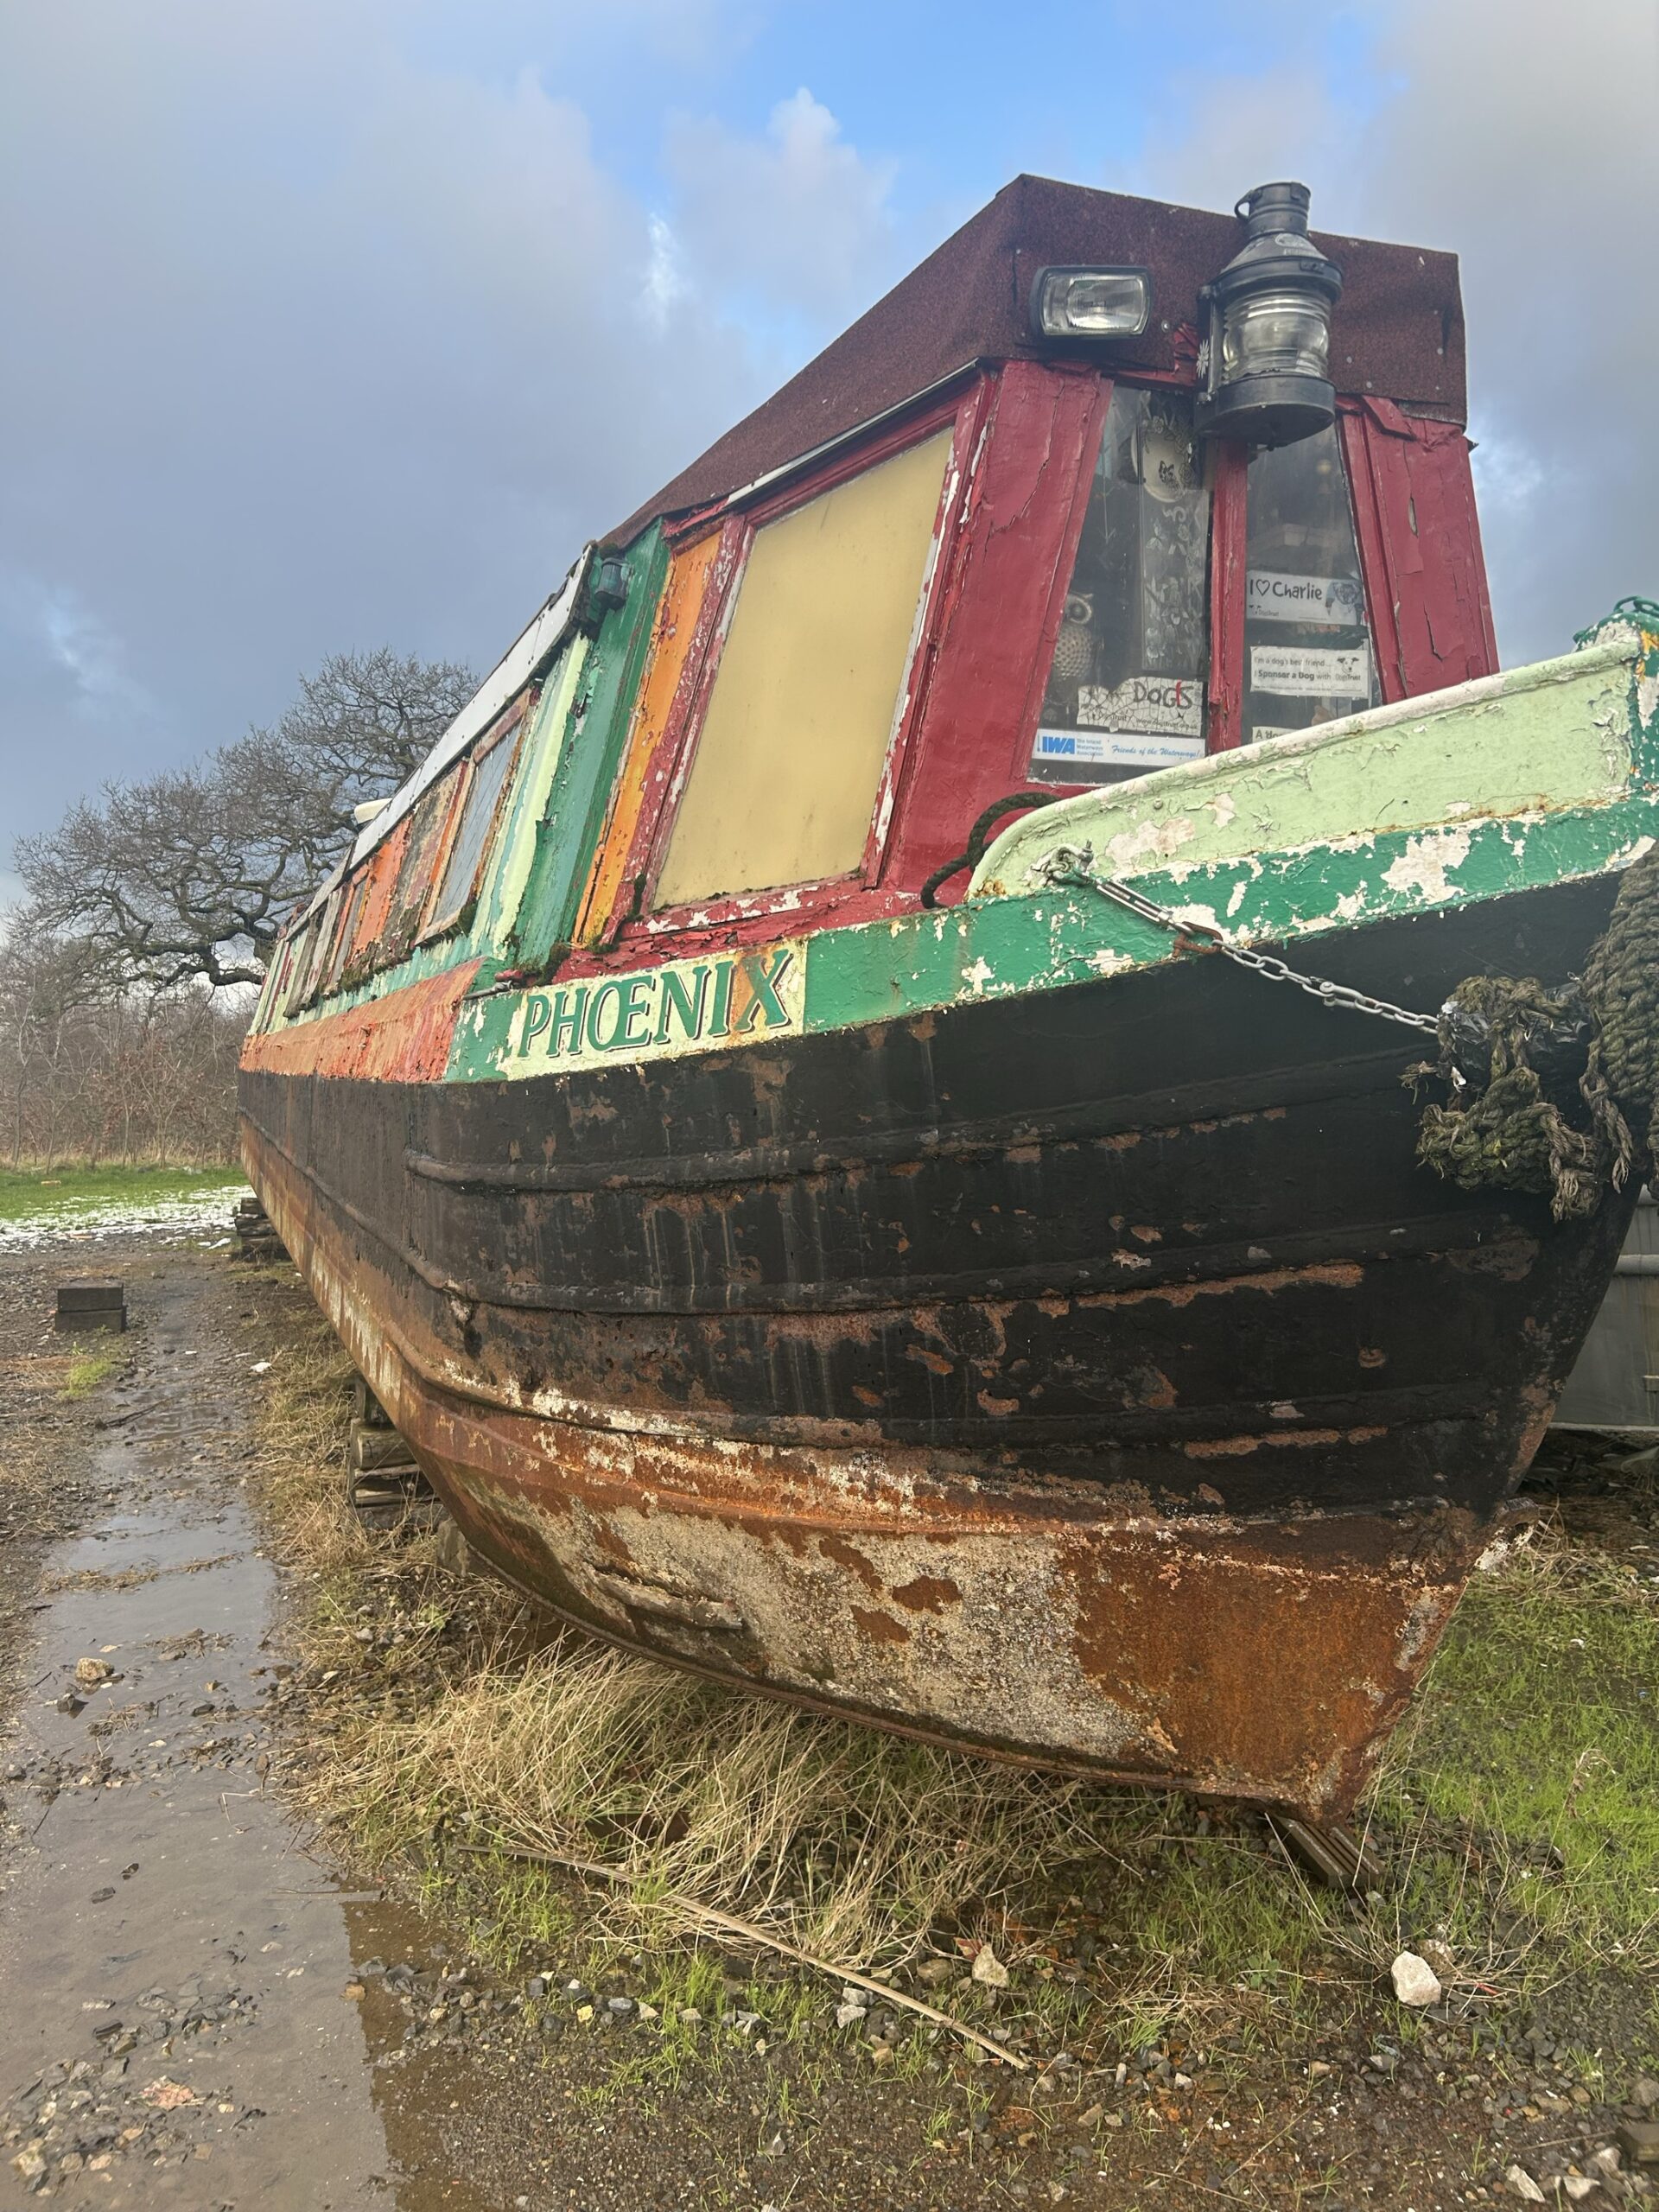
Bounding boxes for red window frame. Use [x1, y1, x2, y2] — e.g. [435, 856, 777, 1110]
[559, 362, 1495, 959]
[602, 386, 992, 951]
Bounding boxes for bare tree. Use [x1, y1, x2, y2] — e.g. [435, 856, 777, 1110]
[0, 921, 250, 1166]
[14, 648, 474, 991]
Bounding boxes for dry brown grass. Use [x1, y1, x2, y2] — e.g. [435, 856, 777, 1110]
[245, 1280, 1659, 2074]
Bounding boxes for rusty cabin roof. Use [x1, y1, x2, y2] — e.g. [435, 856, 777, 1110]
[612, 173, 1465, 546]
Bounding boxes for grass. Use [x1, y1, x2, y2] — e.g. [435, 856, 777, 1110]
[0, 1160, 245, 1224]
[60, 1344, 124, 1398]
[247, 1293, 1659, 2094]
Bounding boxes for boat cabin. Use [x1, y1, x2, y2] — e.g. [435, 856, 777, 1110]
[252, 174, 1493, 1045]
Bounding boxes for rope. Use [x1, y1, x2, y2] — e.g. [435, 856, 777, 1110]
[1412, 851, 1659, 1219]
[1573, 595, 1659, 647]
[921, 792, 1055, 909]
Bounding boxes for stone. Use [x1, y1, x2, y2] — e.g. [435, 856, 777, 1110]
[836, 1997, 868, 2029]
[1637, 2079, 1659, 2111]
[1503, 2166, 1546, 2203]
[914, 1957, 956, 1989]
[1618, 2121, 1659, 2165]
[1562, 2182, 1598, 2202]
[73, 1659, 113, 1688]
[1390, 1953, 1443, 2008]
[972, 1943, 1010, 1989]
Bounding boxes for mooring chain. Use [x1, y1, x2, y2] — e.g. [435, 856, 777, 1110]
[1034, 844, 1441, 1036]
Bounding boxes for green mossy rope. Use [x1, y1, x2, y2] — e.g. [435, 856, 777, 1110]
[1414, 854, 1659, 1220]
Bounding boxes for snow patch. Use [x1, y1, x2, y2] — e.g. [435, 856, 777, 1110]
[0, 1184, 252, 1254]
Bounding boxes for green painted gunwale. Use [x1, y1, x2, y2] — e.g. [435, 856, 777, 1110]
[448, 629, 1659, 1083]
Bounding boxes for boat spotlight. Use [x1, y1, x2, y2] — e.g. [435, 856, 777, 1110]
[1195, 181, 1342, 449]
[1029, 265, 1152, 341]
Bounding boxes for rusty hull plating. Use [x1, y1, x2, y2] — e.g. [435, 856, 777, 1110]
[249, 1125, 1491, 1818]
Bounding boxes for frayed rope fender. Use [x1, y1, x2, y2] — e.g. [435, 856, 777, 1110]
[1414, 849, 1659, 1221]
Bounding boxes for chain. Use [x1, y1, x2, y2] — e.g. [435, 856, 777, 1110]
[1035, 845, 1441, 1036]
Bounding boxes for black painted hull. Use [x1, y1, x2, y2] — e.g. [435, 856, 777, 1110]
[240, 875, 1637, 1812]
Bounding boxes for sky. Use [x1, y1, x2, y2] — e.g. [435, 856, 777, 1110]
[3, 0, 1656, 911]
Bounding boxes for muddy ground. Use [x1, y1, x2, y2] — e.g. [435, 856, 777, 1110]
[2, 1236, 1656, 2210]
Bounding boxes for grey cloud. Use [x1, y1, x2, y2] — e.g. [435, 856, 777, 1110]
[1115, 0, 1659, 664]
[0, 3, 770, 849]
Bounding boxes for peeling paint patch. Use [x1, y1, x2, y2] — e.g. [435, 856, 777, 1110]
[1382, 826, 1471, 904]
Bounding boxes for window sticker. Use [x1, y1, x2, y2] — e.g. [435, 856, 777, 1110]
[1030, 387, 1211, 788]
[1247, 570, 1365, 626]
[1075, 675, 1204, 738]
[1033, 729, 1205, 771]
[1250, 644, 1372, 699]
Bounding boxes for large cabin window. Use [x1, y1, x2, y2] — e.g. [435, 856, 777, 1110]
[1243, 424, 1376, 742]
[1030, 387, 1211, 787]
[652, 428, 954, 907]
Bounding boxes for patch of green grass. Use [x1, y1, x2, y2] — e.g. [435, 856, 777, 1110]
[0, 1161, 245, 1224]
[60, 1344, 124, 1399]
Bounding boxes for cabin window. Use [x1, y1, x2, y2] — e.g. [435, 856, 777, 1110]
[427, 712, 524, 937]
[282, 916, 321, 1017]
[1242, 425, 1376, 742]
[321, 873, 367, 996]
[652, 428, 954, 907]
[1029, 388, 1211, 787]
[382, 766, 460, 962]
[296, 888, 342, 1008]
[261, 935, 296, 1028]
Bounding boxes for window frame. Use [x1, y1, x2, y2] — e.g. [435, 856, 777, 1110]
[419, 693, 533, 945]
[605, 390, 985, 948]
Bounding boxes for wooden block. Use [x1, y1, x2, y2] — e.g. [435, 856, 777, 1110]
[349, 1425, 419, 1473]
[351, 1375, 394, 1428]
[56, 1280, 125, 1334]
[1620, 2120, 1659, 2164]
[56, 1278, 124, 1313]
[56, 1304, 126, 1334]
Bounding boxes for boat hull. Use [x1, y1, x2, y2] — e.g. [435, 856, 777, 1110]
[240, 872, 1637, 1817]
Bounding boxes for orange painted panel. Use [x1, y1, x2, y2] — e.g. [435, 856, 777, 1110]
[573, 529, 723, 948]
[239, 959, 482, 1083]
[354, 817, 411, 957]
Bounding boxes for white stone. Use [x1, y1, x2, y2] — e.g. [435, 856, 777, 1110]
[1389, 1951, 1442, 2007]
[1504, 2167, 1546, 2204]
[971, 1943, 1010, 1989]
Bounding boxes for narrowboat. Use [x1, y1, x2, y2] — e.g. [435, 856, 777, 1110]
[241, 175, 1659, 1822]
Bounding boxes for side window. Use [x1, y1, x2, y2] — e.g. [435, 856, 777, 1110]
[652, 428, 954, 907]
[297, 888, 341, 1008]
[347, 819, 410, 977]
[427, 709, 526, 938]
[1031, 388, 1211, 786]
[1243, 425, 1376, 742]
[260, 933, 296, 1028]
[322, 874, 367, 997]
[381, 766, 460, 963]
[282, 916, 320, 1016]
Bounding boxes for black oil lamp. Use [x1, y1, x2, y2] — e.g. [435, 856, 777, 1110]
[1194, 181, 1343, 449]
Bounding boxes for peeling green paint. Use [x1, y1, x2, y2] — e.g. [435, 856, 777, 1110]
[973, 639, 1642, 899]
[508, 524, 670, 967]
[448, 633, 1659, 1083]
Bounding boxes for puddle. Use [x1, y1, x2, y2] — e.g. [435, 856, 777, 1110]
[0, 1257, 497, 2209]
